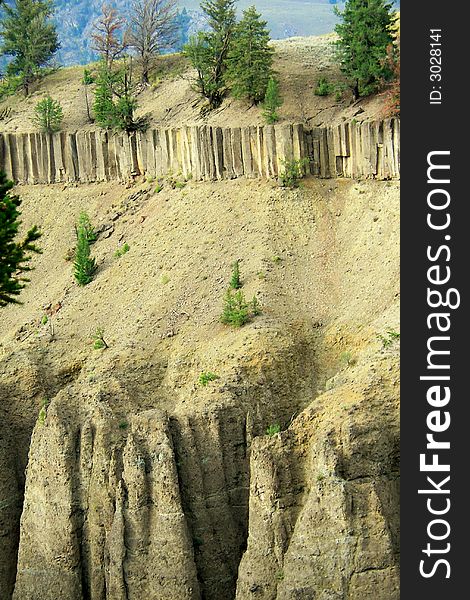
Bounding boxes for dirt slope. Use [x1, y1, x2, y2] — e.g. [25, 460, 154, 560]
[0, 35, 386, 134]
[0, 174, 399, 599]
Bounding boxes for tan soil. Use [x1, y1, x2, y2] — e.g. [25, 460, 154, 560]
[0, 34, 386, 134]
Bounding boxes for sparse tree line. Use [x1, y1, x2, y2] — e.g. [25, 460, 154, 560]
[0, 0, 399, 135]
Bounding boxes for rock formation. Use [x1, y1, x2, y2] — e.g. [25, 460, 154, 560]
[0, 120, 400, 185]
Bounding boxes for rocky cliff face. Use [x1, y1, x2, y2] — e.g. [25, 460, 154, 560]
[0, 176, 399, 599]
[0, 120, 400, 186]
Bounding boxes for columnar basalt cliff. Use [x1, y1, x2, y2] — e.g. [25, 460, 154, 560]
[0, 119, 399, 185]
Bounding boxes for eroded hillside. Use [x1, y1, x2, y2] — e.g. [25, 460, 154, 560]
[0, 35, 386, 134]
[0, 175, 399, 599]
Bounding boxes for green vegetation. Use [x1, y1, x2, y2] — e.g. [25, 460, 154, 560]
[226, 6, 274, 104]
[77, 211, 97, 244]
[184, 0, 237, 110]
[0, 172, 41, 307]
[230, 260, 241, 289]
[335, 0, 395, 99]
[262, 76, 282, 124]
[74, 220, 96, 286]
[92, 328, 108, 350]
[339, 351, 356, 366]
[378, 329, 400, 348]
[38, 398, 50, 425]
[114, 243, 130, 258]
[0, 0, 59, 96]
[119, 420, 129, 430]
[82, 68, 95, 122]
[266, 424, 281, 436]
[198, 371, 220, 386]
[221, 289, 261, 327]
[93, 62, 149, 133]
[279, 158, 310, 188]
[32, 95, 63, 133]
[0, 74, 23, 101]
[314, 77, 331, 97]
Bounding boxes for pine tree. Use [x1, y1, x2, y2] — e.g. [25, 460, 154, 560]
[74, 224, 96, 286]
[226, 6, 274, 104]
[32, 95, 63, 133]
[262, 76, 282, 124]
[93, 61, 148, 132]
[0, 171, 41, 307]
[184, 0, 237, 110]
[93, 63, 117, 129]
[0, 0, 60, 96]
[83, 69, 95, 123]
[334, 0, 395, 99]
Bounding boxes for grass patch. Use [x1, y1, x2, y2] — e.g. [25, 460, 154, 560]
[378, 329, 400, 348]
[266, 424, 281, 436]
[198, 372, 220, 386]
[114, 243, 130, 258]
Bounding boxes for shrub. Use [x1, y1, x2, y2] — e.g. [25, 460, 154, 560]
[339, 351, 356, 366]
[32, 96, 63, 133]
[230, 260, 241, 289]
[198, 371, 220, 386]
[266, 424, 281, 436]
[221, 289, 261, 328]
[262, 76, 283, 124]
[0, 75, 23, 101]
[114, 243, 130, 258]
[378, 329, 400, 348]
[279, 158, 310, 188]
[38, 398, 50, 425]
[314, 77, 331, 96]
[92, 328, 108, 350]
[74, 224, 96, 286]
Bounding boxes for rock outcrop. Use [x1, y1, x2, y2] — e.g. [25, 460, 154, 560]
[0, 120, 399, 185]
[0, 175, 400, 599]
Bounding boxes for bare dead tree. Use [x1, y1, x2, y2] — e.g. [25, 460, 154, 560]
[126, 0, 179, 85]
[91, 3, 127, 69]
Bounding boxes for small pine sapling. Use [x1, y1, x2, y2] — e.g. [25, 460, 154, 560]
[32, 96, 63, 133]
[230, 260, 242, 289]
[78, 211, 98, 243]
[74, 225, 96, 286]
[262, 77, 282, 124]
[221, 289, 262, 328]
